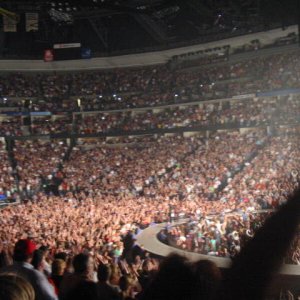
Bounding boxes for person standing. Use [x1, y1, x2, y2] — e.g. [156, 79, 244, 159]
[0, 239, 57, 300]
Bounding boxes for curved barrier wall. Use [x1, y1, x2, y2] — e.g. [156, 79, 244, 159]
[136, 220, 300, 276]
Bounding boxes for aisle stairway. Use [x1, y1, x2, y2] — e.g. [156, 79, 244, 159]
[216, 137, 269, 195]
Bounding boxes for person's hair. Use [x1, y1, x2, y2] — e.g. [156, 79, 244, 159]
[141, 253, 195, 300]
[97, 263, 111, 282]
[119, 274, 131, 292]
[31, 250, 44, 270]
[0, 250, 12, 268]
[193, 260, 222, 282]
[192, 260, 222, 300]
[0, 273, 35, 300]
[13, 251, 28, 263]
[54, 252, 68, 261]
[141, 259, 152, 272]
[39, 245, 49, 253]
[65, 281, 99, 300]
[72, 253, 90, 274]
[13, 240, 36, 262]
[52, 259, 66, 276]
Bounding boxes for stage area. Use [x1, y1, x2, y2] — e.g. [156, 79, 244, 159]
[136, 220, 300, 276]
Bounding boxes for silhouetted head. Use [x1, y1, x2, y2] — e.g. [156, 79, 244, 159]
[13, 239, 36, 263]
[192, 259, 222, 300]
[31, 250, 44, 270]
[97, 263, 111, 282]
[52, 259, 66, 276]
[140, 253, 195, 300]
[73, 253, 93, 276]
[65, 281, 99, 300]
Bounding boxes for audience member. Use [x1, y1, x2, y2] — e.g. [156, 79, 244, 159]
[0, 239, 57, 300]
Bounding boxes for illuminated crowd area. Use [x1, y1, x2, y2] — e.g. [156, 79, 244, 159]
[0, 42, 300, 300]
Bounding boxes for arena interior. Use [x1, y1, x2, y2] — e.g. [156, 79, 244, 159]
[0, 1, 300, 299]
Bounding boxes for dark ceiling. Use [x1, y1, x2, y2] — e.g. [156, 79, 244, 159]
[0, 0, 297, 59]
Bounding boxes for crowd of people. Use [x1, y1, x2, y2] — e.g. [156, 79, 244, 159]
[0, 50, 300, 112]
[61, 135, 197, 197]
[0, 47, 300, 299]
[165, 207, 300, 266]
[161, 132, 300, 264]
[0, 118, 23, 137]
[220, 132, 300, 208]
[162, 211, 271, 257]
[0, 188, 299, 300]
[75, 99, 273, 134]
[0, 47, 299, 140]
[31, 116, 73, 136]
[0, 140, 17, 200]
[0, 93, 299, 137]
[0, 129, 298, 259]
[0, 128, 299, 298]
[13, 140, 68, 197]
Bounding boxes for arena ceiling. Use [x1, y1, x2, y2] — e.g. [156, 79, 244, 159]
[0, 0, 297, 59]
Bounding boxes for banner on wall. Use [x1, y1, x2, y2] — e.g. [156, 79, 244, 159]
[53, 43, 81, 60]
[53, 43, 81, 49]
[2, 112, 27, 116]
[25, 12, 38, 32]
[30, 112, 51, 116]
[44, 49, 54, 62]
[3, 15, 17, 32]
[0, 194, 7, 201]
[81, 47, 92, 59]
